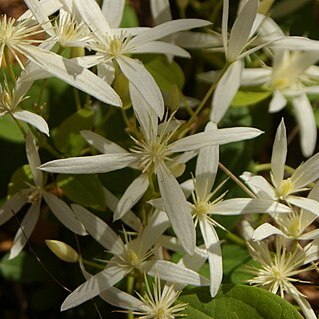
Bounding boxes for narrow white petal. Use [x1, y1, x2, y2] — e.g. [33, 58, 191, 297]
[199, 220, 222, 297]
[129, 83, 158, 140]
[71, 204, 124, 255]
[131, 41, 190, 58]
[299, 229, 319, 240]
[211, 60, 243, 123]
[271, 119, 287, 188]
[81, 130, 128, 154]
[195, 122, 219, 200]
[271, 37, 319, 51]
[103, 187, 143, 232]
[24, 0, 55, 36]
[292, 94, 317, 157]
[0, 192, 26, 226]
[174, 31, 222, 49]
[304, 238, 319, 264]
[169, 126, 263, 152]
[148, 260, 210, 286]
[269, 90, 287, 113]
[117, 56, 164, 119]
[151, 0, 172, 24]
[227, 0, 258, 61]
[13, 110, 49, 136]
[241, 68, 271, 86]
[252, 223, 284, 241]
[240, 172, 276, 199]
[75, 0, 112, 40]
[291, 152, 319, 189]
[129, 19, 211, 47]
[43, 192, 87, 235]
[156, 163, 195, 255]
[39, 153, 137, 174]
[20, 46, 122, 107]
[213, 199, 291, 215]
[61, 267, 128, 311]
[9, 201, 40, 259]
[102, 0, 125, 28]
[97, 62, 115, 85]
[19, 0, 61, 21]
[26, 132, 43, 187]
[287, 196, 319, 216]
[114, 173, 149, 220]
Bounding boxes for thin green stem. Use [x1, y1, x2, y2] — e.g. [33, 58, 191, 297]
[82, 259, 105, 270]
[218, 162, 256, 198]
[37, 79, 48, 106]
[127, 274, 135, 319]
[225, 231, 246, 247]
[12, 115, 27, 138]
[73, 87, 82, 110]
[4, 48, 16, 83]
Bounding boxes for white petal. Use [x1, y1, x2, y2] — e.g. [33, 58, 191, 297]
[39, 153, 137, 174]
[199, 219, 222, 297]
[271, 36, 319, 51]
[269, 89, 287, 113]
[20, 45, 122, 107]
[156, 163, 195, 255]
[304, 238, 319, 264]
[211, 60, 243, 123]
[227, 0, 258, 61]
[169, 126, 263, 152]
[222, 0, 229, 54]
[71, 204, 124, 255]
[114, 173, 149, 220]
[148, 260, 210, 286]
[240, 172, 276, 199]
[299, 229, 319, 240]
[19, 0, 61, 21]
[291, 94, 317, 157]
[101, 0, 125, 28]
[131, 41, 190, 58]
[0, 192, 26, 226]
[81, 130, 128, 154]
[195, 122, 219, 200]
[97, 62, 115, 85]
[75, 0, 112, 40]
[150, 0, 172, 24]
[271, 119, 287, 188]
[102, 187, 143, 232]
[117, 56, 164, 119]
[291, 152, 319, 190]
[61, 267, 128, 311]
[174, 31, 222, 49]
[9, 201, 40, 259]
[13, 110, 49, 136]
[43, 192, 87, 235]
[26, 132, 43, 187]
[287, 196, 319, 216]
[213, 198, 291, 215]
[129, 19, 211, 47]
[240, 68, 271, 86]
[252, 223, 284, 241]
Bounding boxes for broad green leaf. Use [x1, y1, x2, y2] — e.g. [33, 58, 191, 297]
[222, 244, 250, 277]
[57, 174, 106, 210]
[230, 259, 258, 284]
[231, 91, 271, 107]
[54, 108, 94, 156]
[0, 252, 48, 283]
[0, 114, 25, 143]
[121, 3, 139, 27]
[178, 285, 303, 319]
[146, 56, 185, 92]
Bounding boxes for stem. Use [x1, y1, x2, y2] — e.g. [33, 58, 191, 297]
[37, 79, 48, 106]
[82, 259, 105, 270]
[4, 48, 16, 82]
[218, 162, 256, 198]
[126, 274, 135, 319]
[225, 231, 246, 247]
[12, 115, 27, 138]
[73, 87, 82, 110]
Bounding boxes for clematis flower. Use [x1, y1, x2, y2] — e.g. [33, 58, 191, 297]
[0, 133, 86, 259]
[0, 0, 122, 107]
[247, 238, 318, 319]
[60, 205, 209, 311]
[62, 0, 211, 118]
[252, 182, 319, 241]
[241, 119, 319, 216]
[40, 87, 263, 255]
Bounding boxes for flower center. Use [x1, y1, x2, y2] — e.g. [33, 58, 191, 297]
[192, 201, 210, 218]
[276, 178, 294, 198]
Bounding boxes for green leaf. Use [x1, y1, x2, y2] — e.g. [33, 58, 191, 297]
[0, 252, 48, 283]
[8, 165, 33, 196]
[54, 108, 94, 156]
[57, 174, 106, 210]
[146, 56, 185, 92]
[0, 114, 25, 143]
[178, 285, 303, 319]
[222, 244, 250, 277]
[121, 3, 139, 27]
[231, 91, 271, 107]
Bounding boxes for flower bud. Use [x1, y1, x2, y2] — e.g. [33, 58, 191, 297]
[45, 240, 79, 263]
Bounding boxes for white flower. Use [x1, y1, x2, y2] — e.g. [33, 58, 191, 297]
[0, 78, 49, 135]
[60, 205, 209, 311]
[0, 133, 86, 259]
[64, 0, 210, 118]
[40, 88, 263, 254]
[0, 1, 122, 107]
[241, 119, 319, 216]
[247, 238, 318, 319]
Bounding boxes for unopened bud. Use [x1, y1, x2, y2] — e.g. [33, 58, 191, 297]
[45, 240, 79, 263]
